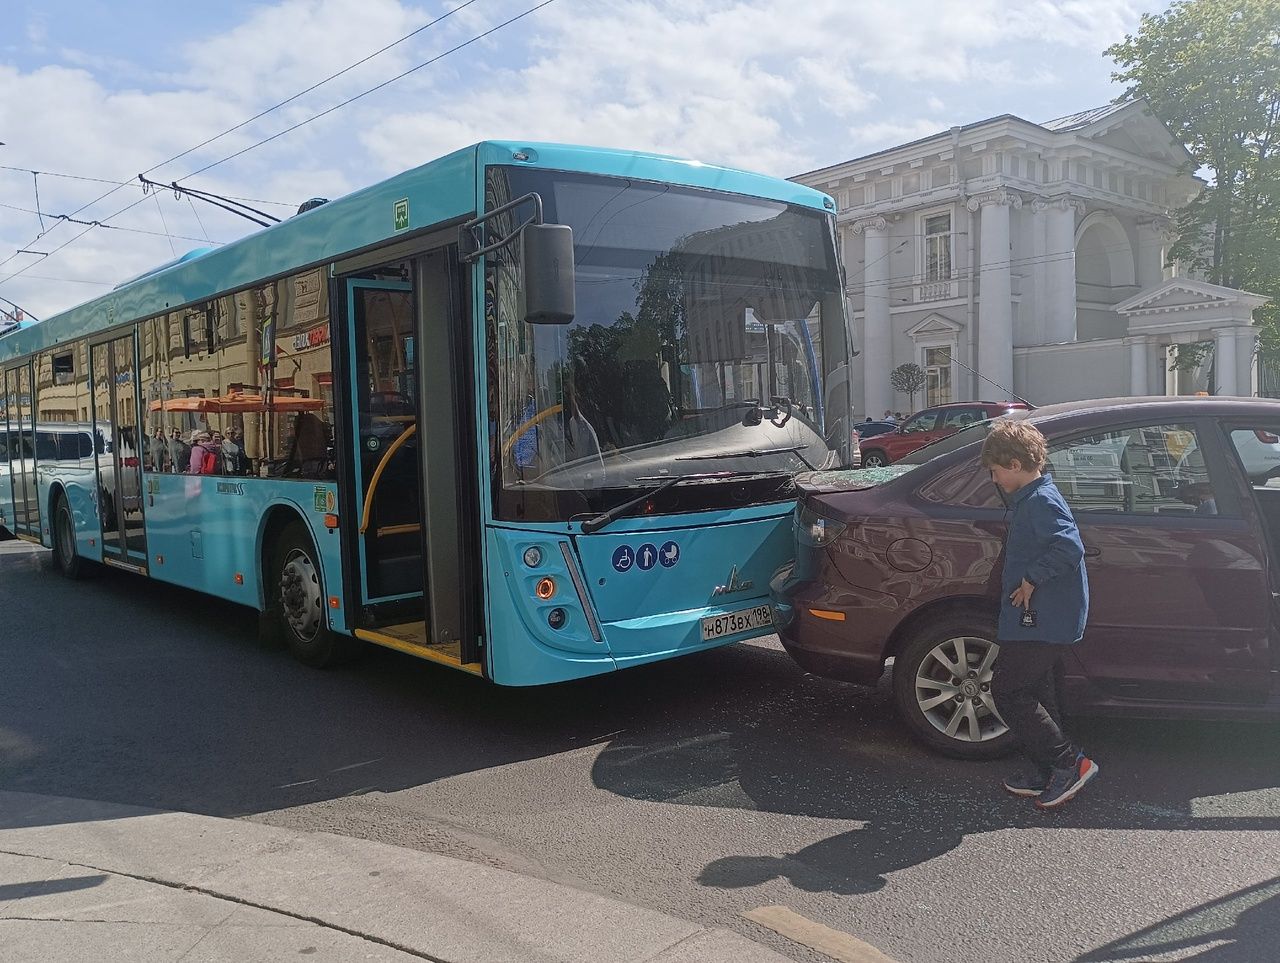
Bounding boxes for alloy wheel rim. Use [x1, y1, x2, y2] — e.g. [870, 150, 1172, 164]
[914, 635, 1007, 743]
[280, 549, 323, 643]
[863, 454, 885, 468]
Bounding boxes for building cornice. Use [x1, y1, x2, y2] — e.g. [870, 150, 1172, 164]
[1030, 194, 1087, 216]
[846, 215, 888, 235]
[966, 188, 1023, 211]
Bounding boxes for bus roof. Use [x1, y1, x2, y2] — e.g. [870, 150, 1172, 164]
[0, 142, 834, 363]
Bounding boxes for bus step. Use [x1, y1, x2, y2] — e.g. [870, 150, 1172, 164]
[353, 621, 482, 676]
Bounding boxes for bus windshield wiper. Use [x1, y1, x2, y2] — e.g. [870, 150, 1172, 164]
[676, 445, 816, 470]
[578, 470, 787, 535]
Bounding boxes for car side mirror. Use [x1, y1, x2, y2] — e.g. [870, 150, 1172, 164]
[521, 223, 575, 324]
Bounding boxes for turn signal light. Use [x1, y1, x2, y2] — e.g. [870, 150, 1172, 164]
[234, 573, 244, 585]
[323, 514, 340, 529]
[809, 608, 846, 622]
[329, 596, 341, 609]
[535, 577, 556, 600]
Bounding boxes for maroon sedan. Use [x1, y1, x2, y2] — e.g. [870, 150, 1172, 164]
[771, 396, 1280, 759]
[857, 401, 1028, 468]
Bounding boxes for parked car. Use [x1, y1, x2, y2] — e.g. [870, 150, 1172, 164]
[771, 396, 1280, 759]
[856, 401, 1028, 468]
[854, 419, 899, 441]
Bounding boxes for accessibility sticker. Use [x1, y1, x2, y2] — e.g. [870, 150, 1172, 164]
[659, 541, 680, 568]
[611, 545, 635, 573]
[636, 543, 657, 571]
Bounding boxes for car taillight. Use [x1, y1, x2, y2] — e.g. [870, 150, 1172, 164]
[1255, 430, 1280, 444]
[796, 503, 847, 547]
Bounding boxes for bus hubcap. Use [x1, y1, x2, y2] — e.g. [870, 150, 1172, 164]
[281, 550, 322, 643]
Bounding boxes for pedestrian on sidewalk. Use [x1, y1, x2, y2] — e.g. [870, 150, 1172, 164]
[980, 420, 1098, 810]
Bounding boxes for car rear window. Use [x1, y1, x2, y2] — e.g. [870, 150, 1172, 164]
[896, 416, 1023, 465]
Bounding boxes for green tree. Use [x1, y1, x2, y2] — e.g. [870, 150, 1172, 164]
[889, 362, 927, 410]
[1107, 0, 1280, 348]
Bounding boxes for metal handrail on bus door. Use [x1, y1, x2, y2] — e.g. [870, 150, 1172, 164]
[359, 422, 417, 536]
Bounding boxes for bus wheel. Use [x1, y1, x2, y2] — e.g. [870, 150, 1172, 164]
[273, 521, 356, 668]
[53, 494, 86, 580]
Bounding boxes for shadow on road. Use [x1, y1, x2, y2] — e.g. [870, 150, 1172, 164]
[0, 875, 107, 902]
[1077, 876, 1280, 962]
[3, 540, 1280, 946]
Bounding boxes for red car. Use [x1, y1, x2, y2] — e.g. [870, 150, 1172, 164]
[857, 401, 1028, 468]
[771, 396, 1280, 759]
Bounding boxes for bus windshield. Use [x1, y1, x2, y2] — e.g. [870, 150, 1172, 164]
[486, 167, 851, 521]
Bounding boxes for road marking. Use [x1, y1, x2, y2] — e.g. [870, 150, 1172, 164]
[742, 906, 900, 963]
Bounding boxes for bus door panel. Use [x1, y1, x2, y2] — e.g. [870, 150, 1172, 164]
[91, 334, 147, 568]
[4, 364, 39, 537]
[346, 279, 423, 606]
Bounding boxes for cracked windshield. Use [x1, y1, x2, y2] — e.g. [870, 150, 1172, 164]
[486, 167, 851, 520]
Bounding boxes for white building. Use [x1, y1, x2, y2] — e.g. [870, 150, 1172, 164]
[792, 100, 1270, 416]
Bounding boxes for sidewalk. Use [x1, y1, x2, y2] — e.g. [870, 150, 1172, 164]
[0, 790, 792, 963]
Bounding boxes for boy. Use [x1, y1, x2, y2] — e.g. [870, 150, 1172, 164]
[980, 420, 1097, 810]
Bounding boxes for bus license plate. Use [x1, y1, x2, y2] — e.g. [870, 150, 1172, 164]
[700, 605, 773, 641]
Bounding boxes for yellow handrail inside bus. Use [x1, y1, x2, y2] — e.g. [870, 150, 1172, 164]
[359, 423, 417, 535]
[501, 404, 562, 459]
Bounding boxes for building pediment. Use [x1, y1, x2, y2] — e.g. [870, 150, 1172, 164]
[906, 314, 963, 339]
[1115, 279, 1269, 317]
[1042, 99, 1194, 168]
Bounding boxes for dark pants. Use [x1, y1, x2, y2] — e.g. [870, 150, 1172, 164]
[991, 642, 1077, 772]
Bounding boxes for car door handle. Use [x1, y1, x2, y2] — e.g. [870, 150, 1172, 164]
[1084, 546, 1101, 558]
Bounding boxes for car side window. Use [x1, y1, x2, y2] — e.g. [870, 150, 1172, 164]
[1226, 426, 1280, 487]
[901, 411, 940, 434]
[1047, 423, 1221, 516]
[941, 406, 981, 429]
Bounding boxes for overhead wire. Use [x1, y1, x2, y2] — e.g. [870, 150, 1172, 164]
[178, 0, 561, 182]
[0, 201, 222, 245]
[0, 0, 478, 272]
[0, 165, 296, 207]
[0, 0, 558, 291]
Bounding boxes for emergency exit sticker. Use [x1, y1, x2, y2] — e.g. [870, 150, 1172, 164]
[393, 198, 409, 232]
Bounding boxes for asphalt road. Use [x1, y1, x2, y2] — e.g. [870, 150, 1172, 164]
[3, 538, 1279, 962]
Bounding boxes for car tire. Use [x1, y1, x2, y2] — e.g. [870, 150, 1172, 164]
[892, 612, 1016, 760]
[272, 521, 359, 668]
[862, 449, 889, 469]
[52, 493, 88, 580]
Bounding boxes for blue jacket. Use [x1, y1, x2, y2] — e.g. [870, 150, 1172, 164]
[998, 474, 1089, 644]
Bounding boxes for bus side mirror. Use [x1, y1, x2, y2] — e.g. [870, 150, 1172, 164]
[521, 223, 575, 325]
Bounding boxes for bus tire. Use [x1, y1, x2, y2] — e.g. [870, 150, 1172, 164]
[273, 520, 357, 668]
[52, 493, 87, 580]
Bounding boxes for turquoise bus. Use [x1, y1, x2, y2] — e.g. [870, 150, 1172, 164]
[0, 142, 854, 684]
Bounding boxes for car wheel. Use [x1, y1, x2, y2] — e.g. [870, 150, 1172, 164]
[52, 494, 88, 579]
[862, 450, 888, 469]
[273, 521, 359, 668]
[892, 613, 1015, 759]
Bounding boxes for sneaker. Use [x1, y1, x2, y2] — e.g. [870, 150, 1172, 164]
[1034, 754, 1099, 810]
[1002, 768, 1050, 798]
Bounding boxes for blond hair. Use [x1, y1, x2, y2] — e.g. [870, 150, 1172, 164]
[980, 419, 1046, 471]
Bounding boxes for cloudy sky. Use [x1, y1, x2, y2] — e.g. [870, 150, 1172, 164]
[2, 0, 1156, 319]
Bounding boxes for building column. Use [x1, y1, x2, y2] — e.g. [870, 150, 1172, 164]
[1126, 335, 1150, 395]
[968, 190, 1020, 398]
[1237, 326, 1257, 397]
[1032, 195, 1083, 343]
[1136, 216, 1171, 289]
[852, 216, 891, 417]
[1216, 326, 1239, 395]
